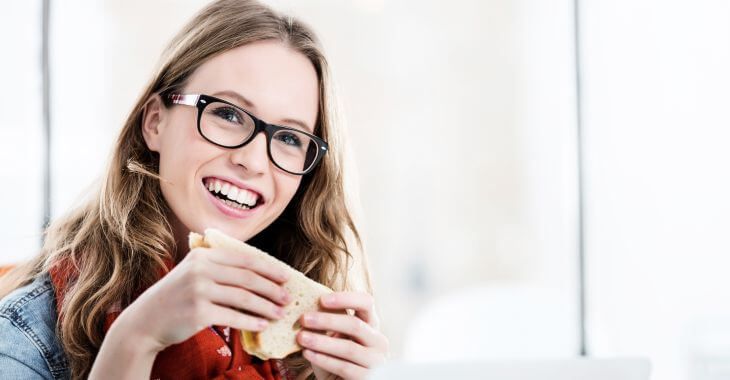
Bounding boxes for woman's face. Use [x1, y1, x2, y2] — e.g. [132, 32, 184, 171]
[142, 40, 320, 244]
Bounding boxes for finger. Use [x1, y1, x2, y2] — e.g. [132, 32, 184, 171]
[301, 312, 384, 349]
[208, 283, 285, 321]
[297, 331, 384, 368]
[207, 303, 270, 332]
[302, 349, 368, 380]
[203, 247, 290, 283]
[207, 261, 290, 306]
[320, 292, 378, 327]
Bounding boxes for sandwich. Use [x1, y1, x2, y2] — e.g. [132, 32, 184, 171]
[189, 228, 332, 360]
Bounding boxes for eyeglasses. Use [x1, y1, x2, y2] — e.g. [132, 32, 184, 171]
[168, 93, 328, 175]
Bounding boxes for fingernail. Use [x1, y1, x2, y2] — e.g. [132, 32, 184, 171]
[257, 319, 269, 329]
[281, 291, 291, 303]
[303, 313, 316, 325]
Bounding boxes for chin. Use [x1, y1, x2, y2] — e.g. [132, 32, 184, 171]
[204, 221, 258, 242]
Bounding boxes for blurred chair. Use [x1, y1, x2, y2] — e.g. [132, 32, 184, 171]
[0, 265, 15, 277]
[402, 285, 577, 362]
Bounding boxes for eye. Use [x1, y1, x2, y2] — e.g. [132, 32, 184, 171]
[275, 131, 303, 147]
[212, 106, 243, 124]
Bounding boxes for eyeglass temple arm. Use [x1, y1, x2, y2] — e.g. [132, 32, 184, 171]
[168, 94, 200, 106]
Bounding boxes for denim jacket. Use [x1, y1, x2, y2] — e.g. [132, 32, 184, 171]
[0, 273, 70, 379]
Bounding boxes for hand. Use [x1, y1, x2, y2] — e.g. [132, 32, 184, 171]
[111, 246, 291, 352]
[297, 292, 389, 380]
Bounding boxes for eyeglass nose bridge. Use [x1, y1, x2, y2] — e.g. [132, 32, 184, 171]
[229, 113, 275, 151]
[216, 110, 283, 174]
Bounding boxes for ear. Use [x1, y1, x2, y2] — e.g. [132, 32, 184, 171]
[141, 94, 166, 152]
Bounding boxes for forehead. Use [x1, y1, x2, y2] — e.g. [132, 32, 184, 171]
[184, 40, 320, 132]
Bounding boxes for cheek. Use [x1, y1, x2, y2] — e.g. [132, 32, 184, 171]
[156, 123, 216, 221]
[272, 174, 303, 209]
[157, 122, 207, 182]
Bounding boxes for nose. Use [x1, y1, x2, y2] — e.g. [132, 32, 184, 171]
[230, 132, 269, 174]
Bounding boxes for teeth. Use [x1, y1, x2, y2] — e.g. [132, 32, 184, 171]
[206, 178, 260, 207]
[236, 190, 248, 205]
[227, 187, 239, 202]
[221, 198, 251, 210]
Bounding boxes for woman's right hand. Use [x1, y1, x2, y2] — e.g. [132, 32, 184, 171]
[111, 246, 291, 353]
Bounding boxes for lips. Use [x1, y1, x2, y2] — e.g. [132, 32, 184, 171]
[203, 177, 264, 208]
[200, 176, 268, 220]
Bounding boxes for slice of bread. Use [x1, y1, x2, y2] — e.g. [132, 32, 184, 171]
[188, 228, 332, 360]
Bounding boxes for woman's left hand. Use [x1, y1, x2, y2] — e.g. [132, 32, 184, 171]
[297, 291, 389, 380]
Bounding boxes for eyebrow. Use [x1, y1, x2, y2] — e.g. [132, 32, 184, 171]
[211, 90, 314, 133]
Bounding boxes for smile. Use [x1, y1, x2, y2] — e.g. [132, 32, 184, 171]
[202, 177, 264, 216]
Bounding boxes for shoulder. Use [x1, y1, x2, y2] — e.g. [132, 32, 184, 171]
[0, 272, 69, 379]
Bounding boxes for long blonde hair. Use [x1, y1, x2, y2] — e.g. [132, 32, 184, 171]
[0, 0, 367, 378]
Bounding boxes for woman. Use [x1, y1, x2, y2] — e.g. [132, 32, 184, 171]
[0, 0, 388, 379]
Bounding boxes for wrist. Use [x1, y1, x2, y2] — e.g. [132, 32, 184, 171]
[90, 314, 160, 379]
[107, 309, 164, 355]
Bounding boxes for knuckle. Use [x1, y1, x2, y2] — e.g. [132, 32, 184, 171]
[344, 340, 359, 358]
[351, 318, 367, 335]
[188, 248, 205, 261]
[188, 259, 207, 278]
[331, 359, 345, 373]
[238, 270, 253, 287]
[340, 364, 357, 379]
[237, 290, 252, 307]
[191, 279, 209, 297]
[239, 253, 254, 268]
[190, 299, 208, 321]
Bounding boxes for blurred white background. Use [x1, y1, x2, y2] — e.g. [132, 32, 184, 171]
[1, 1, 729, 379]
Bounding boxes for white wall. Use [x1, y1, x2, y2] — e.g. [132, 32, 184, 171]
[0, 1, 44, 263]
[582, 1, 730, 379]
[393, 0, 580, 360]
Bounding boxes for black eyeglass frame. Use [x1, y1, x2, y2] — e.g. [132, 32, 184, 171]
[168, 93, 328, 175]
